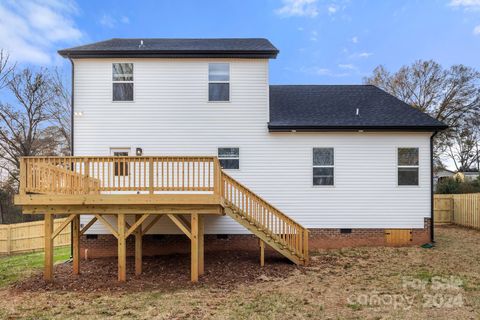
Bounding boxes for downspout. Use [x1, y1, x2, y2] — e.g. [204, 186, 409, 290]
[430, 131, 438, 243]
[69, 56, 74, 259]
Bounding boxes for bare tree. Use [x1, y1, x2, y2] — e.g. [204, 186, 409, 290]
[364, 60, 480, 165]
[49, 69, 71, 154]
[448, 126, 479, 171]
[0, 50, 14, 89]
[0, 67, 57, 186]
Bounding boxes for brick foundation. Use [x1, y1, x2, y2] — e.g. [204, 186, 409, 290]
[80, 218, 431, 258]
[309, 218, 431, 249]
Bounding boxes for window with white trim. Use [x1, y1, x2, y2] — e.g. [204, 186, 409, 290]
[208, 63, 229, 101]
[398, 147, 419, 186]
[218, 147, 239, 169]
[112, 63, 134, 101]
[313, 148, 334, 186]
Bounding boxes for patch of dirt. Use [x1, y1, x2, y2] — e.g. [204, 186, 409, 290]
[3, 226, 480, 319]
[12, 250, 302, 293]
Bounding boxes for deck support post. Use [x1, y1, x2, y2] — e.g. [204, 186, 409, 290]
[134, 214, 142, 276]
[303, 229, 309, 266]
[44, 214, 54, 282]
[117, 214, 127, 282]
[191, 213, 199, 282]
[260, 239, 265, 267]
[72, 215, 80, 275]
[198, 215, 204, 276]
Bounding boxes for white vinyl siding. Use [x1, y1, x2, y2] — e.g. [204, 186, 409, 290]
[73, 58, 432, 234]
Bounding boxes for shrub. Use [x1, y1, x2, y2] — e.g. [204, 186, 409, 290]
[436, 176, 480, 194]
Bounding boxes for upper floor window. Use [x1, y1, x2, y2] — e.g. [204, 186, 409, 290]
[218, 147, 239, 169]
[208, 63, 229, 102]
[112, 63, 134, 101]
[313, 148, 334, 186]
[398, 148, 419, 186]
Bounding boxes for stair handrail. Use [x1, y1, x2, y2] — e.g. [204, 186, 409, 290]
[221, 172, 309, 262]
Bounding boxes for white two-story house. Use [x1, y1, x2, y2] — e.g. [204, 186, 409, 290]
[16, 38, 448, 282]
[55, 38, 448, 258]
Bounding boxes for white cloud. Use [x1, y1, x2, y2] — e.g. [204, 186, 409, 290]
[100, 13, 131, 28]
[0, 0, 83, 64]
[351, 36, 359, 43]
[310, 30, 318, 41]
[328, 5, 338, 14]
[474, 25, 480, 34]
[312, 67, 332, 75]
[338, 63, 356, 70]
[100, 14, 116, 28]
[275, 0, 319, 18]
[347, 51, 373, 60]
[357, 52, 373, 58]
[300, 66, 349, 77]
[449, 0, 480, 8]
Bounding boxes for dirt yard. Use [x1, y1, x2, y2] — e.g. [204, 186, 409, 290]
[0, 226, 479, 319]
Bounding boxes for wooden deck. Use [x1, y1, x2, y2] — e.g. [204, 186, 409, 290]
[14, 156, 309, 283]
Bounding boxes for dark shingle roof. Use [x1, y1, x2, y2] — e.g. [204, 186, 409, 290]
[269, 85, 448, 131]
[59, 38, 279, 59]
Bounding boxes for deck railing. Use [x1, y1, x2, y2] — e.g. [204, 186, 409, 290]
[222, 173, 309, 262]
[18, 156, 309, 263]
[20, 156, 220, 195]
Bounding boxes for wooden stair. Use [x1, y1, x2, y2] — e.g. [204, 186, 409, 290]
[221, 173, 309, 265]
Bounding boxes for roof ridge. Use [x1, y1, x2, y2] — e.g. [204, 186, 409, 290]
[270, 84, 375, 87]
[58, 38, 279, 59]
[108, 37, 270, 40]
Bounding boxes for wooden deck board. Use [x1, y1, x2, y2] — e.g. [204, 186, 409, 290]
[15, 194, 221, 206]
[20, 204, 223, 215]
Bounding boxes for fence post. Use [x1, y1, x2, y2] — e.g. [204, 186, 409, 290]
[450, 195, 454, 224]
[303, 229, 309, 265]
[6, 225, 11, 255]
[19, 158, 27, 195]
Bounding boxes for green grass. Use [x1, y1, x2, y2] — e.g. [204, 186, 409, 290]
[0, 246, 70, 287]
[346, 303, 363, 311]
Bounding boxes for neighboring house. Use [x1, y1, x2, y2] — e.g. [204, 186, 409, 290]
[456, 170, 480, 182]
[15, 38, 448, 282]
[433, 167, 456, 190]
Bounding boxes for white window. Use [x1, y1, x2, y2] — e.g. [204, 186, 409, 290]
[112, 63, 134, 101]
[208, 63, 229, 102]
[218, 147, 239, 169]
[313, 148, 334, 186]
[398, 148, 419, 186]
[111, 148, 130, 176]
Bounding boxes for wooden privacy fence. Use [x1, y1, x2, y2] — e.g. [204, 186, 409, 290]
[434, 193, 480, 229]
[0, 218, 70, 255]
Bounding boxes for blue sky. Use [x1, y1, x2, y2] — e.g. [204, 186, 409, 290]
[0, 0, 480, 84]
